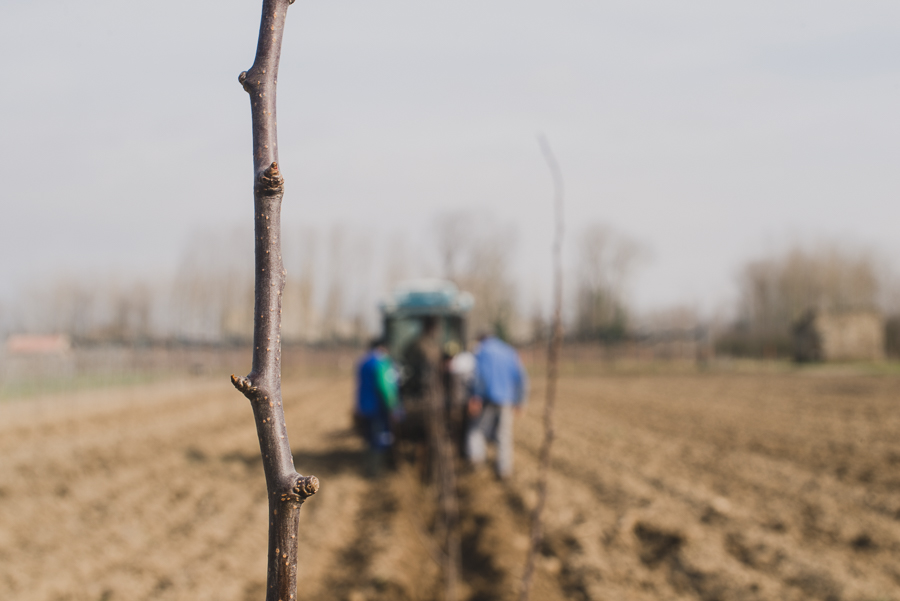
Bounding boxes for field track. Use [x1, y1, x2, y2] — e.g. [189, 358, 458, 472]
[1, 369, 899, 600]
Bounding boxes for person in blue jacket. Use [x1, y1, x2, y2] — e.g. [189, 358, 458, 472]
[355, 338, 400, 476]
[466, 330, 528, 479]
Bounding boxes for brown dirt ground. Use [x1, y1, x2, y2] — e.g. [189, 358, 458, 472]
[1, 369, 899, 601]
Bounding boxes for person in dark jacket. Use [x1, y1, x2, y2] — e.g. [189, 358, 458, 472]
[355, 338, 399, 476]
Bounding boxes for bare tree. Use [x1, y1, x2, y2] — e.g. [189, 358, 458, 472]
[574, 223, 645, 341]
[724, 243, 883, 355]
[282, 226, 320, 343]
[19, 275, 164, 345]
[170, 227, 254, 342]
[430, 209, 520, 338]
[520, 134, 564, 601]
[465, 230, 518, 338]
[36, 278, 97, 340]
[434, 210, 476, 283]
[229, 2, 318, 601]
[384, 234, 412, 290]
[321, 225, 350, 341]
[346, 230, 377, 341]
[739, 244, 879, 332]
[106, 280, 152, 343]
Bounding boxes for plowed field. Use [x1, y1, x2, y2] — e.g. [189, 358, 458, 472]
[1, 369, 899, 600]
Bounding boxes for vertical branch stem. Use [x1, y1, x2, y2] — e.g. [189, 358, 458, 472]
[431, 387, 460, 601]
[520, 134, 564, 601]
[230, 1, 318, 600]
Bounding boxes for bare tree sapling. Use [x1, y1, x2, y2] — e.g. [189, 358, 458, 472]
[230, 1, 318, 600]
[428, 370, 461, 601]
[520, 134, 564, 601]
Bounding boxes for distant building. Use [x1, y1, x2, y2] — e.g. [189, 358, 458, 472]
[793, 309, 884, 362]
[6, 334, 72, 355]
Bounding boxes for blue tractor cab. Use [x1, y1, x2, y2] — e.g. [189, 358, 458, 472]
[378, 279, 474, 452]
[379, 279, 474, 364]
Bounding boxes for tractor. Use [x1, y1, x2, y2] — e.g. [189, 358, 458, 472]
[379, 279, 474, 449]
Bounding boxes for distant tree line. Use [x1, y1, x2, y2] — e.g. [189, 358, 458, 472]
[4, 212, 650, 348]
[11, 218, 899, 359]
[433, 211, 648, 344]
[571, 224, 645, 343]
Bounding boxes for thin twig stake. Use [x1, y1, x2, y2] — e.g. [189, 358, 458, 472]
[230, 2, 318, 600]
[519, 134, 564, 601]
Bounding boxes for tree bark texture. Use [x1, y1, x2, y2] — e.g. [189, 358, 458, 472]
[427, 377, 460, 601]
[519, 135, 564, 601]
[230, 2, 318, 600]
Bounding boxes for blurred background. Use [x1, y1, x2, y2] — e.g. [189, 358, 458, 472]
[2, 0, 900, 392]
[3, 3, 900, 601]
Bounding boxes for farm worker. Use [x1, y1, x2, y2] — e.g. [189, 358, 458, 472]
[449, 346, 476, 389]
[466, 331, 528, 479]
[401, 315, 442, 401]
[398, 316, 444, 437]
[355, 338, 400, 476]
[448, 344, 476, 415]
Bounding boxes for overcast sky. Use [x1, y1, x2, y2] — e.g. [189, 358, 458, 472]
[1, 0, 898, 318]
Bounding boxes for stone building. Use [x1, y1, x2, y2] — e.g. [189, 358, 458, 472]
[793, 309, 884, 362]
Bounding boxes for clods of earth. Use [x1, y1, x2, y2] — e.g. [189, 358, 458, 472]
[1, 370, 899, 600]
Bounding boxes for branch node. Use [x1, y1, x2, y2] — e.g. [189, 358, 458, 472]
[231, 374, 258, 397]
[256, 162, 284, 196]
[279, 474, 319, 504]
[238, 70, 251, 92]
[295, 474, 319, 498]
